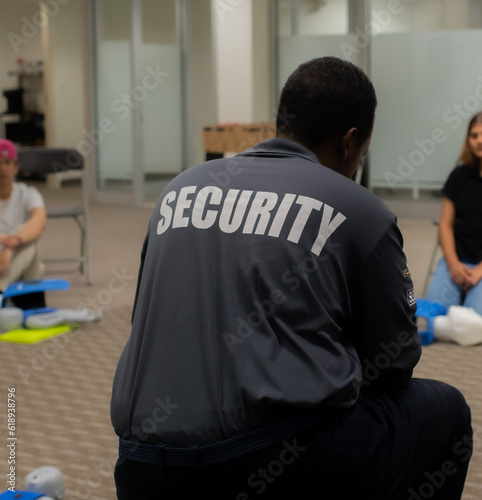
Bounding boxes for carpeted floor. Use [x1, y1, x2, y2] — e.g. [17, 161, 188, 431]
[413, 342, 482, 499]
[0, 307, 129, 499]
[0, 308, 481, 499]
[0, 182, 480, 499]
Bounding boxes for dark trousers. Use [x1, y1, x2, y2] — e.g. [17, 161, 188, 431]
[114, 379, 472, 500]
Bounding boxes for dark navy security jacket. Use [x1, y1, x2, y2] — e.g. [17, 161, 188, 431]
[111, 138, 420, 446]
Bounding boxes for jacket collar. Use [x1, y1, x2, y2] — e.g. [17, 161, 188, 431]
[235, 138, 320, 165]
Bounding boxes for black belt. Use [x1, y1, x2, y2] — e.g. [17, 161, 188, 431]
[118, 411, 321, 468]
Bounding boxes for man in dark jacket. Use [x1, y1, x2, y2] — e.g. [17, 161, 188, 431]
[111, 56, 472, 500]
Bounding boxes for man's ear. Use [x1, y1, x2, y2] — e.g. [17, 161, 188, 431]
[339, 127, 358, 159]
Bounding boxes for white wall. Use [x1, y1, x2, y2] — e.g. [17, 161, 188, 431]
[213, 0, 253, 124]
[0, 0, 88, 147]
[212, 0, 274, 125]
[298, 0, 349, 35]
[42, 0, 88, 148]
[277, 0, 349, 36]
[191, 0, 217, 163]
[252, 0, 274, 123]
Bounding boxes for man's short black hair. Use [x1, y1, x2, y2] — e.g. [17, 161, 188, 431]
[276, 57, 377, 148]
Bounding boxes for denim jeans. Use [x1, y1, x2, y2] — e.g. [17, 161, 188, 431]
[426, 257, 482, 315]
[114, 379, 472, 500]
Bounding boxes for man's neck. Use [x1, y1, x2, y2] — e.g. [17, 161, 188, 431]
[277, 133, 344, 176]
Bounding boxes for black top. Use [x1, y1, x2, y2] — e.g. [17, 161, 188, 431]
[443, 165, 482, 264]
[111, 138, 420, 446]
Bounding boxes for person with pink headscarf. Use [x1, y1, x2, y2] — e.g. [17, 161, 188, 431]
[0, 139, 46, 293]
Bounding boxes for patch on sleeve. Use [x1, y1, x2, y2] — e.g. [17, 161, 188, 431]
[403, 261, 411, 279]
[407, 288, 417, 307]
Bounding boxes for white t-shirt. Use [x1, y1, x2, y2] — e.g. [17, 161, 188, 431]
[0, 182, 45, 236]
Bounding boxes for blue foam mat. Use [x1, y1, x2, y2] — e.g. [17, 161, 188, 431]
[415, 298, 447, 345]
[0, 492, 45, 499]
[3, 279, 69, 299]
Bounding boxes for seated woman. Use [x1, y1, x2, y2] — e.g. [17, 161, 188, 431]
[0, 139, 47, 294]
[426, 112, 482, 315]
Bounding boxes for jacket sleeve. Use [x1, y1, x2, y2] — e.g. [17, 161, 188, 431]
[131, 231, 149, 325]
[350, 222, 421, 390]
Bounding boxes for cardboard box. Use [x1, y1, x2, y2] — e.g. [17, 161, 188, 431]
[202, 126, 224, 153]
[203, 123, 276, 153]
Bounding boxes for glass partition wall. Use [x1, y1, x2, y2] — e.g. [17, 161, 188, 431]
[275, 0, 370, 184]
[369, 0, 482, 196]
[276, 0, 364, 92]
[141, 0, 184, 202]
[275, 0, 482, 196]
[93, 0, 135, 198]
[92, 0, 482, 202]
[92, 0, 214, 205]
